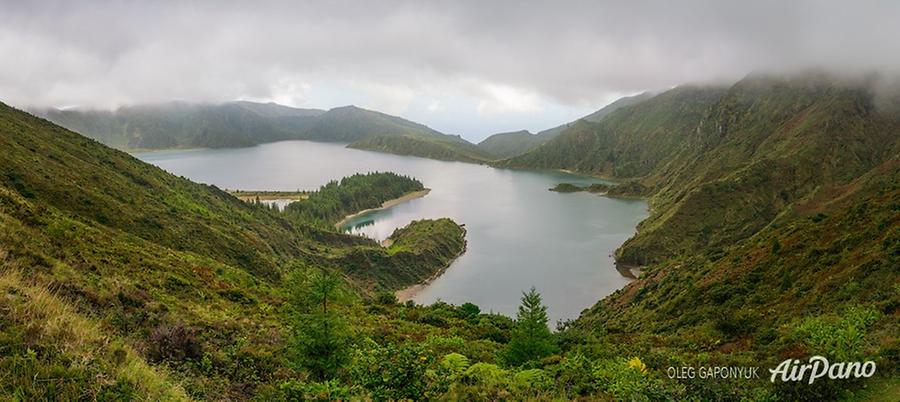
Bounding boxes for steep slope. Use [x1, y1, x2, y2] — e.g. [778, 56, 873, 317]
[480, 92, 657, 160]
[503, 74, 900, 264]
[580, 156, 899, 400]
[0, 102, 467, 399]
[498, 85, 726, 177]
[476, 130, 543, 159]
[581, 91, 655, 123]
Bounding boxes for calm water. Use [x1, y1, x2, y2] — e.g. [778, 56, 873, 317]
[137, 140, 647, 323]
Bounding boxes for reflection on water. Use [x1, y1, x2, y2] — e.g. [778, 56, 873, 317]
[258, 199, 293, 211]
[350, 219, 375, 231]
[137, 140, 648, 323]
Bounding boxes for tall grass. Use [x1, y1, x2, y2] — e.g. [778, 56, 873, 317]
[0, 251, 190, 401]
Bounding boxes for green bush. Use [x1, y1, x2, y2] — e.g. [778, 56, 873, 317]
[350, 342, 431, 400]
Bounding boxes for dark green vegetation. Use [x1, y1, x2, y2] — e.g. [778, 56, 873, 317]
[549, 182, 610, 193]
[347, 133, 495, 163]
[504, 288, 558, 367]
[503, 72, 900, 399]
[282, 172, 423, 228]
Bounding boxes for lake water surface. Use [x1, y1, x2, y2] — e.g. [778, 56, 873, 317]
[137, 140, 647, 323]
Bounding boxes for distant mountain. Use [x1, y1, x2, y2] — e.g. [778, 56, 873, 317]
[476, 130, 543, 159]
[477, 92, 656, 160]
[33, 102, 457, 149]
[33, 101, 325, 149]
[348, 133, 495, 163]
[302, 105, 443, 142]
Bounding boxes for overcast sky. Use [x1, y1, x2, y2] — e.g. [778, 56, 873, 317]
[2, 1, 899, 141]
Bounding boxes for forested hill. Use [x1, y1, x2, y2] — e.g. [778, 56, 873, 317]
[283, 172, 424, 227]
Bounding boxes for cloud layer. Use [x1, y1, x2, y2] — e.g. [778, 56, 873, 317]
[2, 0, 899, 140]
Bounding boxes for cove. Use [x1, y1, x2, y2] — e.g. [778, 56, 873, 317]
[136, 140, 648, 324]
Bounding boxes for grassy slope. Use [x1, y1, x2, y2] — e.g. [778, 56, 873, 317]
[0, 102, 468, 399]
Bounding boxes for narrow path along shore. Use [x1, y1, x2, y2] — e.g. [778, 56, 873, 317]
[334, 189, 431, 228]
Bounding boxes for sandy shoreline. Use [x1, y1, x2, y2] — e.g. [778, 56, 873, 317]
[334, 189, 431, 228]
[395, 235, 467, 302]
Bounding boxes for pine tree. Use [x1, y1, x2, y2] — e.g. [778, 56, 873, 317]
[505, 287, 558, 366]
[293, 268, 350, 380]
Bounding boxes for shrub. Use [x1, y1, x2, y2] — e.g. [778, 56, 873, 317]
[793, 304, 880, 361]
[440, 353, 470, 376]
[376, 291, 398, 305]
[147, 324, 202, 363]
[463, 362, 508, 387]
[278, 379, 352, 401]
[512, 368, 551, 391]
[350, 342, 431, 400]
[457, 302, 481, 320]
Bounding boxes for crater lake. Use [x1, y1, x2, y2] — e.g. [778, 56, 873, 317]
[137, 140, 648, 324]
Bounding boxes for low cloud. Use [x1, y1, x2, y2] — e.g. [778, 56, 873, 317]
[2, 0, 899, 138]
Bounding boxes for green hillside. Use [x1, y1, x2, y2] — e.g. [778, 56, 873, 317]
[500, 73, 900, 399]
[476, 130, 543, 159]
[347, 133, 495, 163]
[0, 103, 471, 399]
